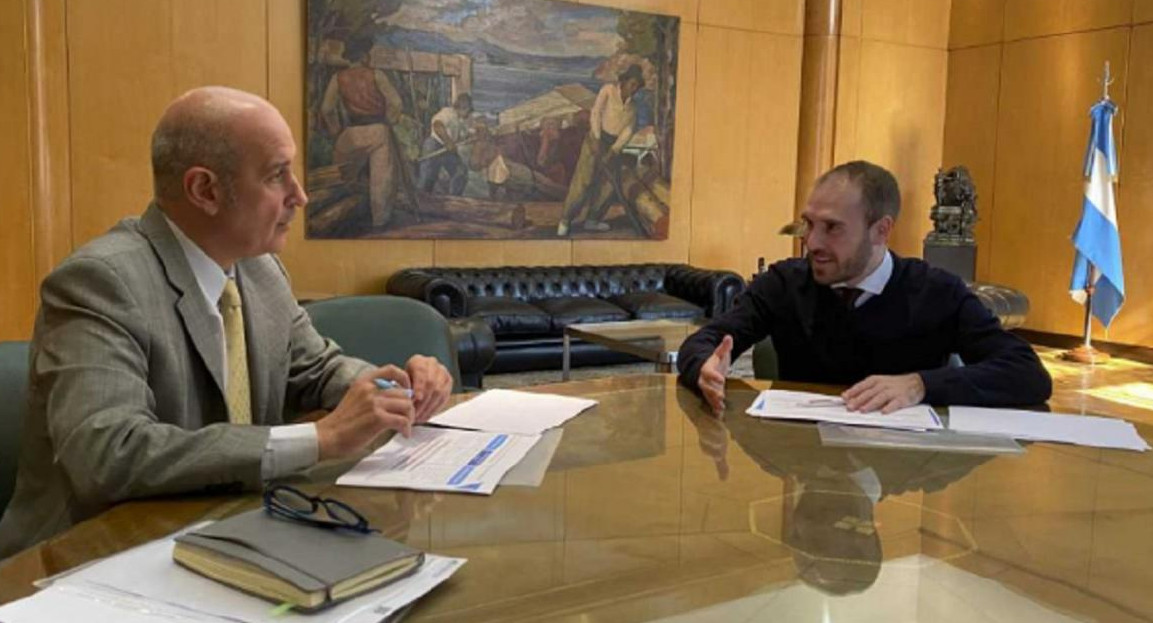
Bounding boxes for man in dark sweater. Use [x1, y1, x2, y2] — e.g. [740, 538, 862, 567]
[678, 160, 1052, 413]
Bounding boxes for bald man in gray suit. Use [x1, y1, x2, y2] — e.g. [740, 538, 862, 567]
[0, 87, 454, 558]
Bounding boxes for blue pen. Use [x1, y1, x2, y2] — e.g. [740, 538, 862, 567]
[374, 378, 414, 399]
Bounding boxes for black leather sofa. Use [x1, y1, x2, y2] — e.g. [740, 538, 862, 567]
[387, 264, 746, 374]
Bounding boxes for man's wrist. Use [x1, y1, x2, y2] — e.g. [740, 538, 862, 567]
[911, 372, 927, 402]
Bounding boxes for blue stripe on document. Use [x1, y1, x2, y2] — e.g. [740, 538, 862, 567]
[447, 434, 509, 485]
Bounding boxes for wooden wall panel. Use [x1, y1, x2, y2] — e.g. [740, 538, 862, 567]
[839, 0, 863, 37]
[1119, 25, 1153, 218]
[860, 0, 952, 48]
[698, 0, 804, 35]
[829, 0, 950, 259]
[1004, 0, 1133, 41]
[434, 241, 570, 268]
[942, 44, 1003, 281]
[171, 1, 268, 95]
[1112, 179, 1153, 345]
[688, 26, 801, 274]
[1138, 0, 1153, 23]
[67, 0, 268, 248]
[832, 35, 863, 163]
[741, 32, 803, 268]
[67, 0, 173, 246]
[944, 3, 1153, 347]
[0, 0, 37, 340]
[1102, 24, 1153, 344]
[842, 40, 949, 257]
[989, 28, 1131, 336]
[950, 0, 1006, 49]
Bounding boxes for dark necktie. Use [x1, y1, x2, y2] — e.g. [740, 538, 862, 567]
[836, 287, 863, 310]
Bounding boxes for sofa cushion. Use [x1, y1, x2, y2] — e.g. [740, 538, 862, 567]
[534, 297, 630, 330]
[610, 292, 704, 321]
[468, 297, 553, 336]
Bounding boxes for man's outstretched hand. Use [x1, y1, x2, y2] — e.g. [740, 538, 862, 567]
[698, 335, 734, 414]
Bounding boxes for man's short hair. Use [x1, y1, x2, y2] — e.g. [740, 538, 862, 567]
[454, 93, 473, 110]
[618, 64, 644, 86]
[150, 107, 238, 202]
[816, 160, 900, 224]
[343, 34, 375, 63]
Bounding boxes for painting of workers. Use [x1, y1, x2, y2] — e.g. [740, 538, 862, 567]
[305, 0, 680, 240]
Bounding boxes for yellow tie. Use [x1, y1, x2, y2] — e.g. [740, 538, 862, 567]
[219, 278, 252, 425]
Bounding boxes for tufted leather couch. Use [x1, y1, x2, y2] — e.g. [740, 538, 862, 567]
[967, 282, 1029, 329]
[387, 264, 746, 374]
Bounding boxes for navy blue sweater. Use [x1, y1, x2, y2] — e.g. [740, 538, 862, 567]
[677, 254, 1052, 406]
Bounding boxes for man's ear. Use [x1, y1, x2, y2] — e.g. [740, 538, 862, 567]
[185, 167, 223, 216]
[871, 215, 894, 244]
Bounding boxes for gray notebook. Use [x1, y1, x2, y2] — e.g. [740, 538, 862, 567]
[174, 509, 424, 611]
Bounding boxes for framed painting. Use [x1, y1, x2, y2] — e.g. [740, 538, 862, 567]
[305, 0, 679, 240]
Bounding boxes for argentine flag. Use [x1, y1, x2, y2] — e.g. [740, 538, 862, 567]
[1069, 98, 1125, 329]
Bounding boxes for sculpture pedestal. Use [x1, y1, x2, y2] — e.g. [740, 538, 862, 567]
[923, 242, 976, 282]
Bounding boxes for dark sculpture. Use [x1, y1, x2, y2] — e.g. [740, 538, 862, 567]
[926, 166, 978, 245]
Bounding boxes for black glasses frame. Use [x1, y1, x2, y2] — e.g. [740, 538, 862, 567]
[262, 484, 378, 534]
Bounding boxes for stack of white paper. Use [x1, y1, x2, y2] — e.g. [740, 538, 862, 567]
[746, 389, 943, 431]
[337, 389, 592, 495]
[948, 406, 1150, 452]
[337, 427, 541, 494]
[431, 389, 597, 435]
[0, 529, 465, 623]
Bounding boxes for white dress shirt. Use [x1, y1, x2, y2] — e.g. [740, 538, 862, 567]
[833, 249, 893, 308]
[591, 82, 638, 152]
[429, 106, 471, 145]
[165, 216, 318, 480]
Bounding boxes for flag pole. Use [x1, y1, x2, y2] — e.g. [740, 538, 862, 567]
[1081, 284, 1093, 348]
[1062, 259, 1111, 365]
[1062, 62, 1115, 365]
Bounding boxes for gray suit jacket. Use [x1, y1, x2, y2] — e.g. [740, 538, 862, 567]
[0, 205, 372, 558]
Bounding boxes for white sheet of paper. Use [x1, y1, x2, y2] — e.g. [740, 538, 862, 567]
[746, 389, 943, 431]
[337, 426, 541, 494]
[0, 584, 202, 623]
[948, 406, 1151, 452]
[0, 531, 465, 623]
[430, 389, 597, 435]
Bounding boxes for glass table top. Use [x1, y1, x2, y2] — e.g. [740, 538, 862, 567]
[3, 375, 1153, 622]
